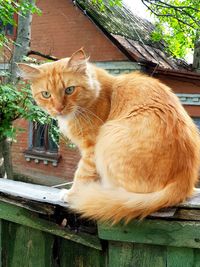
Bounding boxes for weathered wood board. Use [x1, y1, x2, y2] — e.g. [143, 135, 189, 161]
[98, 219, 200, 249]
[0, 201, 101, 250]
[0, 178, 200, 266]
[0, 178, 200, 219]
[0, 178, 68, 207]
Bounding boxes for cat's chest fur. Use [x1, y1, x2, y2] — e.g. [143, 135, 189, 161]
[57, 115, 72, 138]
[57, 114, 100, 150]
[57, 114, 86, 148]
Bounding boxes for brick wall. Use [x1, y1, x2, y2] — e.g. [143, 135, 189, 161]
[154, 74, 200, 117]
[31, 0, 127, 61]
[12, 119, 80, 185]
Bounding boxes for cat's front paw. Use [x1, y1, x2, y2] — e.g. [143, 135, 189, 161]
[59, 189, 71, 203]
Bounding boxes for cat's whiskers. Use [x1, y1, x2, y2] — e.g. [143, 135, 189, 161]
[73, 111, 84, 137]
[75, 108, 93, 134]
[78, 106, 104, 124]
[76, 106, 94, 129]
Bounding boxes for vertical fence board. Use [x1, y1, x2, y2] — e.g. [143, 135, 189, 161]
[0, 219, 2, 267]
[2, 221, 54, 267]
[59, 238, 105, 267]
[194, 248, 200, 267]
[167, 247, 200, 267]
[2, 192, 200, 267]
[0, 201, 101, 250]
[108, 242, 166, 267]
[108, 242, 134, 267]
[131, 244, 166, 267]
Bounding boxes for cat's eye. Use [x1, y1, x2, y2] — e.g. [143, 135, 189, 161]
[41, 91, 51, 98]
[65, 86, 75, 95]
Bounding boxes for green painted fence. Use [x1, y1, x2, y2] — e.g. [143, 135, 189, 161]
[1, 183, 200, 266]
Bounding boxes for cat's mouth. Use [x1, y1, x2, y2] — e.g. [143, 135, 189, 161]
[49, 107, 68, 117]
[53, 106, 77, 119]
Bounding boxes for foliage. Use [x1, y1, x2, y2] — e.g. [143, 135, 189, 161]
[142, 0, 200, 58]
[0, 0, 39, 25]
[0, 1, 59, 145]
[0, 82, 58, 142]
[0, 0, 41, 47]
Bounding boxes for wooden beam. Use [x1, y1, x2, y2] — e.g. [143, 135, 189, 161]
[98, 219, 200, 249]
[0, 201, 102, 250]
[0, 179, 200, 219]
[0, 178, 68, 207]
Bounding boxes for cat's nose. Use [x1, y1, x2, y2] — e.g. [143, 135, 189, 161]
[55, 105, 65, 113]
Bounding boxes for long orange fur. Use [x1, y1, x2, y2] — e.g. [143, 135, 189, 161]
[18, 49, 200, 224]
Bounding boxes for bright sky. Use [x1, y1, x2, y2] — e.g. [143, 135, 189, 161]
[123, 0, 153, 21]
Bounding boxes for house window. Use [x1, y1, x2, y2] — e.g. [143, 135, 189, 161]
[31, 122, 58, 153]
[24, 121, 61, 166]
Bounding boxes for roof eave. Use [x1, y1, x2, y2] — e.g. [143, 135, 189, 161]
[146, 66, 200, 81]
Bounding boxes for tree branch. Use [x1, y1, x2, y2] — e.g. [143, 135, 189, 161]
[141, 0, 197, 28]
[144, 0, 200, 12]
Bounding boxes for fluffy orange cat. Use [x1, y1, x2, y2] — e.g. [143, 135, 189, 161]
[18, 49, 200, 223]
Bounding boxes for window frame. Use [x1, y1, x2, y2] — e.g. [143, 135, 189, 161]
[24, 122, 61, 166]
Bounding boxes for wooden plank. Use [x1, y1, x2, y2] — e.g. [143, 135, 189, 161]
[179, 188, 200, 209]
[150, 208, 177, 218]
[0, 194, 55, 215]
[1, 221, 54, 267]
[0, 178, 68, 207]
[108, 242, 134, 267]
[0, 179, 200, 219]
[0, 220, 2, 267]
[131, 244, 166, 267]
[59, 239, 105, 267]
[0, 201, 102, 250]
[167, 247, 198, 267]
[172, 209, 200, 221]
[194, 248, 200, 267]
[2, 220, 10, 267]
[98, 219, 200, 249]
[150, 208, 200, 221]
[108, 242, 166, 267]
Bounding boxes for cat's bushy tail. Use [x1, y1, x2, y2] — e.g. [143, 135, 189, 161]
[68, 177, 193, 224]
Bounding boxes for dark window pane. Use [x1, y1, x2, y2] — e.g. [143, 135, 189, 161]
[33, 123, 46, 151]
[47, 120, 58, 152]
[31, 122, 58, 153]
[48, 134, 58, 152]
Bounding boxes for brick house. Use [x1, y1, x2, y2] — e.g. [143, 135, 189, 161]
[10, 0, 200, 185]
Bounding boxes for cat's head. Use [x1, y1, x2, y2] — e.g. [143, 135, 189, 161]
[18, 49, 100, 118]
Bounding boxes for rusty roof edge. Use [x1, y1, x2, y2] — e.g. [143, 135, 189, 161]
[125, 38, 149, 61]
[146, 66, 200, 80]
[112, 35, 146, 62]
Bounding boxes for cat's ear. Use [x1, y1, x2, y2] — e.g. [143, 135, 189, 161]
[68, 48, 89, 72]
[17, 63, 41, 80]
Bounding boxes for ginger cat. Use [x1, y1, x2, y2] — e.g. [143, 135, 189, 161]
[18, 49, 200, 224]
